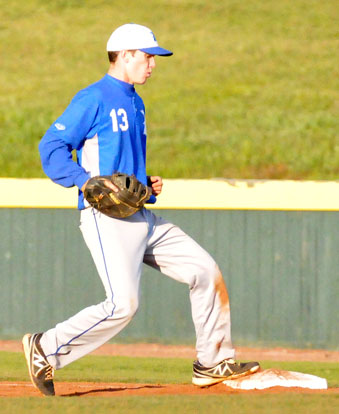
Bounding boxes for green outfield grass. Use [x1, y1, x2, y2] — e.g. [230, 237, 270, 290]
[1, 394, 338, 414]
[2, 352, 338, 387]
[0, 352, 338, 413]
[1, 0, 338, 180]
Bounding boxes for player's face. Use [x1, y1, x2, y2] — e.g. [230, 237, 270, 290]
[125, 50, 156, 85]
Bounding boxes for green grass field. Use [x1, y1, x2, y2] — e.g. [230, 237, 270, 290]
[0, 352, 338, 413]
[1, 1, 338, 412]
[1, 394, 338, 414]
[1, 0, 338, 180]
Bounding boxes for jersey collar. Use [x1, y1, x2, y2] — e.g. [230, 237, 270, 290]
[105, 74, 135, 95]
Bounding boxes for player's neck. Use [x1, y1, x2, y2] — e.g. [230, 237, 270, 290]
[107, 64, 134, 85]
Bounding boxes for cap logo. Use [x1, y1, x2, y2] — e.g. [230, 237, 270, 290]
[150, 31, 157, 42]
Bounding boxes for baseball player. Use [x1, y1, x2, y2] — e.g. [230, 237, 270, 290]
[22, 23, 260, 396]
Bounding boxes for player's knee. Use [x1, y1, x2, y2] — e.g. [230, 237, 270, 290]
[123, 296, 139, 319]
[191, 259, 222, 290]
[105, 295, 139, 320]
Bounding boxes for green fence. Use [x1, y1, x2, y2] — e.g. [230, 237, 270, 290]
[1, 208, 338, 349]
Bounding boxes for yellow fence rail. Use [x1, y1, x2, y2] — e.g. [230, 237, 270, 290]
[0, 178, 338, 211]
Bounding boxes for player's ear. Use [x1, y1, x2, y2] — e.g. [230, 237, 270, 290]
[120, 50, 131, 63]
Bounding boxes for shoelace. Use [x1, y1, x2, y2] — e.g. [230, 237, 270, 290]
[45, 365, 54, 381]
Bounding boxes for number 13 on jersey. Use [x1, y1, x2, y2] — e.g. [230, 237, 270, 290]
[110, 108, 129, 132]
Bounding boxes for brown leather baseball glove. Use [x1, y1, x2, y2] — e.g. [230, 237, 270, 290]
[83, 172, 151, 218]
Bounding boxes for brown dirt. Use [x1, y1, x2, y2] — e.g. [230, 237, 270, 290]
[0, 381, 338, 398]
[1, 340, 338, 398]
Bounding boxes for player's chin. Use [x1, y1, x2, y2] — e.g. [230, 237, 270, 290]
[136, 74, 151, 85]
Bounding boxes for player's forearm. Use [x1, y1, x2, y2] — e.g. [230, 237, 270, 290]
[39, 133, 90, 190]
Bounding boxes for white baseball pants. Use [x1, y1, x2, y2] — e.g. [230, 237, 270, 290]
[41, 208, 234, 369]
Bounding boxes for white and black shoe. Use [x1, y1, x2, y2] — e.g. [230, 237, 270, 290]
[192, 358, 260, 387]
[22, 333, 55, 396]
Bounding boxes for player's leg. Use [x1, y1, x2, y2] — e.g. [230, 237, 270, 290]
[38, 209, 149, 370]
[143, 210, 259, 386]
[143, 210, 233, 366]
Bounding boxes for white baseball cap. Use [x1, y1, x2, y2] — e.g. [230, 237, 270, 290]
[106, 23, 173, 56]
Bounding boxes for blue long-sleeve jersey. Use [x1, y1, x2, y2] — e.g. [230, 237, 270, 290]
[39, 74, 155, 209]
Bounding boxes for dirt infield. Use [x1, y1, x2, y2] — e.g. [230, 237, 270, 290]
[1, 341, 338, 397]
[1, 381, 338, 398]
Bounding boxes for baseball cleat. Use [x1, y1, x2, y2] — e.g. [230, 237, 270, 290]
[22, 333, 55, 396]
[192, 358, 260, 387]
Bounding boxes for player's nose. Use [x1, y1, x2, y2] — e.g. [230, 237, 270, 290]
[149, 56, 156, 68]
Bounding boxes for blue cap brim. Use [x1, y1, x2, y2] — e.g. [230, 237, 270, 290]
[140, 46, 173, 56]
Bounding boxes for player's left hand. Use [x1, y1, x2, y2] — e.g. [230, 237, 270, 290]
[148, 176, 163, 196]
